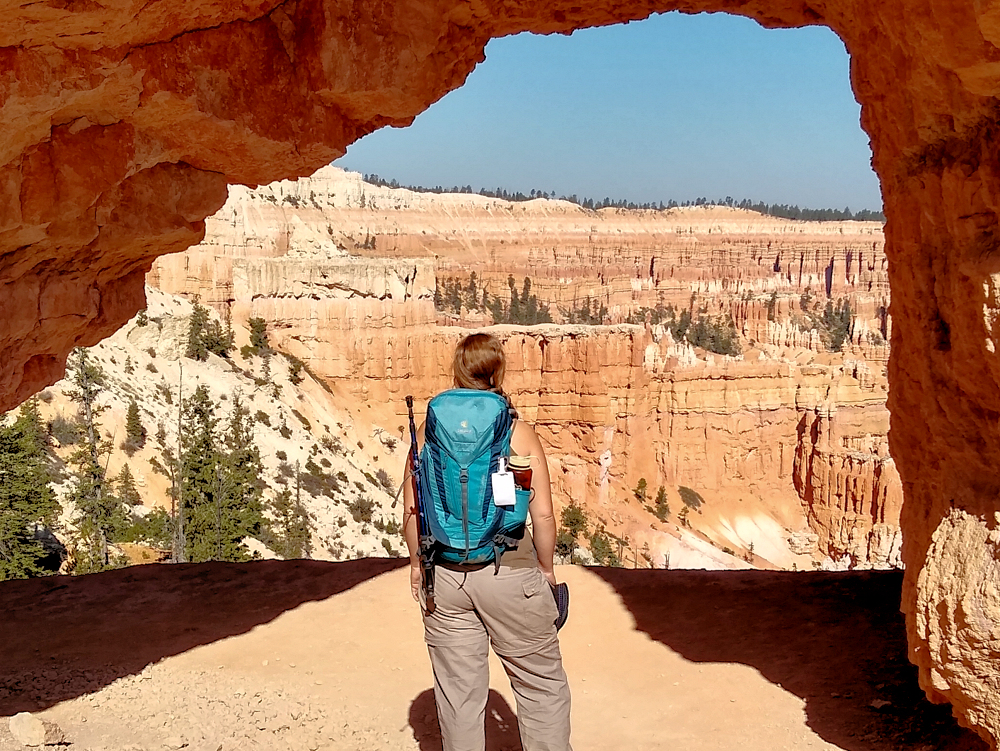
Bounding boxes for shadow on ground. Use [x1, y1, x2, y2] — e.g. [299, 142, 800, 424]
[409, 688, 522, 751]
[591, 568, 986, 751]
[0, 558, 406, 716]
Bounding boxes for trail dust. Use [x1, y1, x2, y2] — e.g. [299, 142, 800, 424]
[0, 561, 984, 751]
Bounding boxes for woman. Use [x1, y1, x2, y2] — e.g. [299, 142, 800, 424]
[403, 332, 573, 751]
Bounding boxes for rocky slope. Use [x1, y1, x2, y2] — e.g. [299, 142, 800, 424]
[22, 287, 407, 567]
[149, 170, 898, 573]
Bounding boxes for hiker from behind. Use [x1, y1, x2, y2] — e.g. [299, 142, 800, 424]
[403, 332, 572, 751]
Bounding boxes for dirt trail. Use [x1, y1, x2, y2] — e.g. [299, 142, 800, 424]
[0, 562, 985, 751]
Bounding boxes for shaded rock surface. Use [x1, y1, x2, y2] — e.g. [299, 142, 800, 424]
[5, 0, 1000, 743]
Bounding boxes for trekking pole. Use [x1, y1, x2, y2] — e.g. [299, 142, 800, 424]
[406, 395, 436, 614]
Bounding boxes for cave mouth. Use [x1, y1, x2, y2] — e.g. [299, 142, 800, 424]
[294, 10, 892, 574]
[137, 8, 899, 569]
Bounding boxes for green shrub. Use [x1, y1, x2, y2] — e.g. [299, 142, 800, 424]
[376, 468, 395, 493]
[119, 507, 171, 549]
[555, 529, 576, 558]
[589, 530, 621, 567]
[48, 414, 80, 446]
[153, 382, 171, 404]
[286, 354, 305, 385]
[321, 434, 344, 455]
[560, 503, 587, 538]
[349, 496, 375, 523]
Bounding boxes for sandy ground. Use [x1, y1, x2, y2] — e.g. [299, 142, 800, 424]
[0, 561, 986, 751]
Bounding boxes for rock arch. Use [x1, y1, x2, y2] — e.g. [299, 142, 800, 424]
[4, 0, 1000, 743]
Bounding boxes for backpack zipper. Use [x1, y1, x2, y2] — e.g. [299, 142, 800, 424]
[459, 468, 470, 560]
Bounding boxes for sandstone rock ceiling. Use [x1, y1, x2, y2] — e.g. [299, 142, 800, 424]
[5, 0, 1000, 744]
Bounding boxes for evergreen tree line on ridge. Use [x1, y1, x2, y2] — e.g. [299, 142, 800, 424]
[435, 273, 554, 325]
[435, 274, 744, 357]
[625, 300, 742, 356]
[362, 174, 885, 222]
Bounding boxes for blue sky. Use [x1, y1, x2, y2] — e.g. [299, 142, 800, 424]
[336, 12, 882, 211]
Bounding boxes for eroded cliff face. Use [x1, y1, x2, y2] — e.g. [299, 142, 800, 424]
[150, 171, 898, 572]
[8, 0, 1000, 742]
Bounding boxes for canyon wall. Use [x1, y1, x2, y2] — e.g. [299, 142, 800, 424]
[8, 0, 1000, 742]
[151, 170, 898, 571]
[153, 168, 890, 356]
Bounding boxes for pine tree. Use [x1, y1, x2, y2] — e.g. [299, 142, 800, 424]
[654, 486, 669, 521]
[221, 306, 235, 354]
[0, 399, 58, 580]
[633, 478, 647, 502]
[117, 464, 142, 506]
[248, 317, 270, 355]
[122, 398, 146, 456]
[181, 389, 264, 562]
[178, 384, 222, 562]
[267, 464, 311, 559]
[202, 319, 229, 358]
[461, 273, 476, 311]
[219, 393, 264, 553]
[65, 349, 126, 573]
[185, 299, 211, 361]
[447, 279, 462, 314]
[508, 275, 520, 322]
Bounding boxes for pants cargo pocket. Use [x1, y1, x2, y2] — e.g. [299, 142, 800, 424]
[522, 571, 559, 632]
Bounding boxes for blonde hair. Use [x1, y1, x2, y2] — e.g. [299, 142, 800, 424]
[453, 333, 505, 393]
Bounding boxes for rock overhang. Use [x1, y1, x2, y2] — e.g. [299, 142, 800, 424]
[6, 0, 1000, 744]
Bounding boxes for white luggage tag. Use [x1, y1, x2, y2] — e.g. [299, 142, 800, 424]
[491, 457, 517, 507]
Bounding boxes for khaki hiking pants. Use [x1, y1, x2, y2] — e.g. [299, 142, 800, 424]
[422, 564, 573, 751]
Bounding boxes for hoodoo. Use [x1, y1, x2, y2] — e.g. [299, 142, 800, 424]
[5, 0, 1000, 743]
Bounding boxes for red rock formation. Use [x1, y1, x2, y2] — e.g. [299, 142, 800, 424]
[8, 0, 1000, 742]
[151, 170, 898, 570]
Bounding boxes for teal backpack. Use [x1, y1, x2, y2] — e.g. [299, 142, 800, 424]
[419, 389, 530, 567]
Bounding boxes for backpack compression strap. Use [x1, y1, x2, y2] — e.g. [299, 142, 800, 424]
[491, 531, 524, 574]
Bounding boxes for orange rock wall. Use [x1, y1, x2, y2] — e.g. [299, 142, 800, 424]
[8, 0, 1000, 741]
[151, 171, 898, 568]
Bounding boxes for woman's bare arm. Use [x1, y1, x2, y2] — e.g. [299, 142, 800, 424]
[513, 422, 558, 586]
